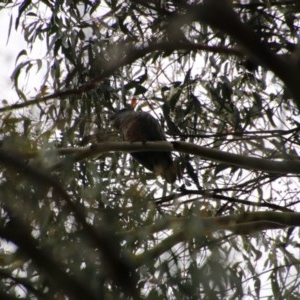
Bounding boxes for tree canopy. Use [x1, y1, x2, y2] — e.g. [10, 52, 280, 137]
[1, 0, 300, 299]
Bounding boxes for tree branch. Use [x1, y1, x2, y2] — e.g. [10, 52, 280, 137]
[187, 0, 300, 109]
[53, 141, 300, 175]
[132, 211, 300, 266]
[0, 150, 141, 300]
[154, 189, 294, 212]
[0, 41, 241, 113]
[134, 0, 300, 109]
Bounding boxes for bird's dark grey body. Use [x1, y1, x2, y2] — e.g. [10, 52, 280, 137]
[111, 109, 176, 183]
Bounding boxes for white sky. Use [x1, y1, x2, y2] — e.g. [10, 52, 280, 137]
[0, 8, 27, 102]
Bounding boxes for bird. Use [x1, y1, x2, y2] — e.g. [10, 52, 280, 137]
[110, 108, 176, 183]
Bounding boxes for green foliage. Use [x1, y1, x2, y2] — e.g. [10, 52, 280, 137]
[1, 0, 300, 299]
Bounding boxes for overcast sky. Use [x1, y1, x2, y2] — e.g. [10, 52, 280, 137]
[0, 8, 26, 102]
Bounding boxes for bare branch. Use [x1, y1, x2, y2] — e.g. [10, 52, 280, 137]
[53, 141, 300, 175]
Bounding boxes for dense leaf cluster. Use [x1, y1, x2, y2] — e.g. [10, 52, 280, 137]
[1, 0, 300, 299]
